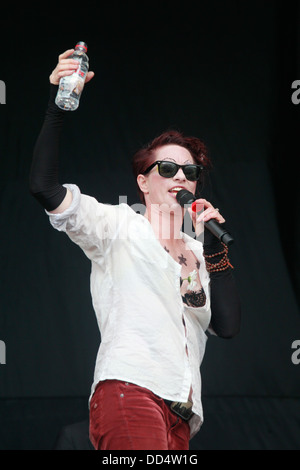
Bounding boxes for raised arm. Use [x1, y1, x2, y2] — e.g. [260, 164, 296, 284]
[29, 49, 94, 214]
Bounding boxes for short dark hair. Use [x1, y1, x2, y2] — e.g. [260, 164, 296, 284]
[131, 130, 212, 203]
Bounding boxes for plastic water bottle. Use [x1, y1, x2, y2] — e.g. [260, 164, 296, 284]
[55, 42, 89, 111]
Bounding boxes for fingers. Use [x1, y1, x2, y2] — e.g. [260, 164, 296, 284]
[58, 49, 75, 60]
[200, 207, 225, 224]
[49, 50, 79, 85]
[193, 198, 213, 210]
[49, 49, 95, 85]
[190, 198, 226, 224]
[85, 71, 95, 83]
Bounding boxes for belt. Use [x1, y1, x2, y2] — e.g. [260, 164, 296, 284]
[164, 399, 194, 421]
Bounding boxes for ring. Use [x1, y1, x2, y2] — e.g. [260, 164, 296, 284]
[215, 208, 220, 212]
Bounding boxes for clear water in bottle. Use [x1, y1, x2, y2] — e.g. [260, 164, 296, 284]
[55, 42, 89, 111]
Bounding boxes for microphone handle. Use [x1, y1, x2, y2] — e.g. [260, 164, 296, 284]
[179, 193, 235, 246]
[204, 219, 234, 246]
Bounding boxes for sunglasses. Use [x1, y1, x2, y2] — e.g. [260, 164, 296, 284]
[143, 160, 203, 181]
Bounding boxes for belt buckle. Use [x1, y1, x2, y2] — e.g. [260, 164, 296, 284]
[170, 400, 193, 421]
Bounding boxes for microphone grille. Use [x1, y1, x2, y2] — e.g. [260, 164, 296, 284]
[176, 189, 195, 207]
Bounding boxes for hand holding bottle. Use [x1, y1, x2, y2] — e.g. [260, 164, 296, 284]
[49, 49, 94, 86]
[50, 43, 94, 111]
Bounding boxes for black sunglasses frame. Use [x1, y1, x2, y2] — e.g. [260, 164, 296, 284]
[143, 160, 204, 181]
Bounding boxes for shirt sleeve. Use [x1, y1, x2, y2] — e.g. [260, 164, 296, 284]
[46, 183, 120, 265]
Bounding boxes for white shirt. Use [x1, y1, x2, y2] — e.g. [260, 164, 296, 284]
[47, 184, 212, 439]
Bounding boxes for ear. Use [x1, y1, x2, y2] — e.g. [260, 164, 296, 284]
[137, 174, 149, 195]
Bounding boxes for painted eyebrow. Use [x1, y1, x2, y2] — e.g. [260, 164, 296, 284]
[161, 157, 194, 164]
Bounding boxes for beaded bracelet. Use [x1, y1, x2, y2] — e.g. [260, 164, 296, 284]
[204, 242, 234, 273]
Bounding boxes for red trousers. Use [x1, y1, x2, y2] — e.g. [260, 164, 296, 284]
[89, 380, 190, 450]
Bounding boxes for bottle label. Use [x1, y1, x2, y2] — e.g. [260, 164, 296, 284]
[78, 69, 85, 79]
[58, 72, 85, 99]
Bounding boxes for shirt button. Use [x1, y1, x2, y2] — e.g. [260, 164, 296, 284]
[93, 403, 98, 409]
[125, 382, 129, 386]
[120, 393, 124, 398]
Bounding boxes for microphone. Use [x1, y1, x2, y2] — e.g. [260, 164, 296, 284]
[176, 189, 234, 246]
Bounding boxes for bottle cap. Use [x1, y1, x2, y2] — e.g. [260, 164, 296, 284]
[75, 42, 88, 52]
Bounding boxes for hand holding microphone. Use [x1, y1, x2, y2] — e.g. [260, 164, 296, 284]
[176, 189, 234, 246]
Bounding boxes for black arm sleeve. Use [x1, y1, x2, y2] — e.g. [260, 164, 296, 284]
[203, 227, 241, 339]
[29, 84, 67, 211]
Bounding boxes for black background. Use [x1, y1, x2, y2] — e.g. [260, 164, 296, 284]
[0, 1, 299, 450]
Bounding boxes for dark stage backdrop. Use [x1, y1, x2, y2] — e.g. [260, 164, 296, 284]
[0, 1, 300, 450]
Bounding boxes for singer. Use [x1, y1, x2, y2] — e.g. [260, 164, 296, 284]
[29, 49, 241, 451]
